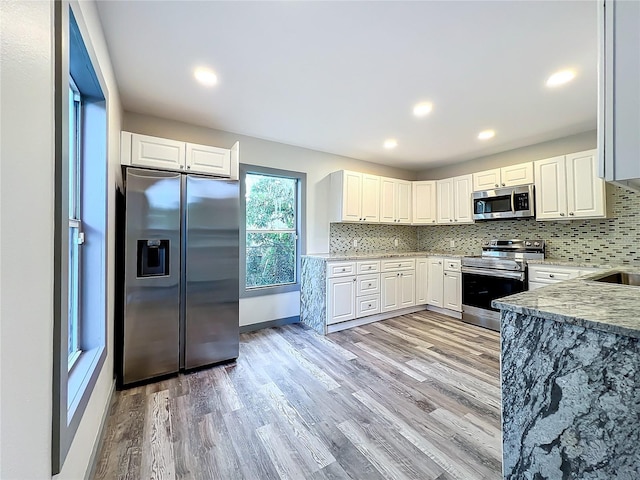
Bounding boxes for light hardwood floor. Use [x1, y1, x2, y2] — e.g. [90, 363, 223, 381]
[93, 311, 501, 480]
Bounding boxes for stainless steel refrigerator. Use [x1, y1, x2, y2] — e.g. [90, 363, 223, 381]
[121, 167, 239, 386]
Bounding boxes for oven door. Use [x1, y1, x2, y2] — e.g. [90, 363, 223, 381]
[462, 267, 526, 312]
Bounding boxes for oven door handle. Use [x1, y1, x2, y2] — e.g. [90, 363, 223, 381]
[461, 266, 525, 281]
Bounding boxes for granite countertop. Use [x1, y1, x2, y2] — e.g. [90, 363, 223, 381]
[526, 258, 617, 269]
[303, 251, 468, 261]
[493, 267, 640, 339]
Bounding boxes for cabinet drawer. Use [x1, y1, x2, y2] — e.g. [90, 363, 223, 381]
[444, 258, 461, 272]
[327, 262, 356, 278]
[357, 260, 381, 274]
[356, 294, 380, 317]
[528, 265, 581, 283]
[357, 274, 380, 296]
[381, 258, 416, 272]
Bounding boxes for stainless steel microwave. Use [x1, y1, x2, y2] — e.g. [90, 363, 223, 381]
[472, 184, 535, 220]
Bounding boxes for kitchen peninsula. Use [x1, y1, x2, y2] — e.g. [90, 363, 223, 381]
[493, 269, 640, 479]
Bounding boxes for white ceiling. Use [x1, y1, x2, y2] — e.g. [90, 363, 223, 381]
[96, 1, 597, 171]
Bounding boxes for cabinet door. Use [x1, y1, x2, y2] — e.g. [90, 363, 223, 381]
[566, 150, 606, 219]
[443, 271, 461, 312]
[436, 179, 454, 224]
[399, 271, 416, 308]
[535, 156, 567, 220]
[412, 181, 437, 224]
[379, 178, 397, 223]
[501, 162, 534, 187]
[380, 272, 399, 312]
[341, 171, 363, 221]
[131, 133, 185, 171]
[473, 169, 501, 191]
[327, 277, 356, 325]
[427, 258, 444, 307]
[186, 143, 230, 176]
[415, 259, 428, 304]
[453, 174, 473, 223]
[361, 174, 381, 222]
[396, 180, 412, 224]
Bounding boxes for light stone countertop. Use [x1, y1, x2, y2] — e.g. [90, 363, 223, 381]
[493, 267, 640, 339]
[303, 251, 468, 261]
[526, 258, 619, 269]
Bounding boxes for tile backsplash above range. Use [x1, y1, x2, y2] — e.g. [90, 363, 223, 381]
[330, 183, 640, 266]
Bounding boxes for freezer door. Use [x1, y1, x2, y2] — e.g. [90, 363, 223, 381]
[123, 168, 181, 384]
[184, 175, 239, 369]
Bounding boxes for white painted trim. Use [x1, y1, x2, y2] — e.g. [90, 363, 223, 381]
[427, 304, 463, 319]
[326, 304, 427, 333]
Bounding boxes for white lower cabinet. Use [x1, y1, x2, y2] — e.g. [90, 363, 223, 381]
[415, 258, 429, 304]
[528, 264, 601, 290]
[427, 256, 462, 313]
[443, 270, 461, 311]
[381, 272, 400, 312]
[399, 270, 416, 308]
[327, 276, 357, 325]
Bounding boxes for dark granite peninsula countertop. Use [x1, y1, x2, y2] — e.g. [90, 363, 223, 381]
[494, 266, 640, 479]
[493, 267, 640, 339]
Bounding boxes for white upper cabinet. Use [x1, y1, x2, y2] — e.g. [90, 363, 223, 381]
[380, 177, 411, 224]
[473, 162, 534, 191]
[437, 175, 472, 224]
[412, 181, 437, 225]
[436, 178, 454, 224]
[599, 0, 640, 191]
[472, 168, 501, 191]
[535, 149, 606, 220]
[186, 143, 231, 176]
[129, 133, 185, 171]
[566, 150, 606, 219]
[453, 174, 473, 223]
[535, 155, 567, 220]
[330, 171, 380, 223]
[121, 131, 237, 178]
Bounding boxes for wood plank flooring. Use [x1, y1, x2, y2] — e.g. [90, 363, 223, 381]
[92, 311, 501, 480]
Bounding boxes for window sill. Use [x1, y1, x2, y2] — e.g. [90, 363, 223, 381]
[67, 345, 105, 420]
[242, 282, 300, 298]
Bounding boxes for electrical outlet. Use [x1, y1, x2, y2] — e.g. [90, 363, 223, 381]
[394, 238, 399, 247]
[450, 239, 455, 248]
[353, 239, 358, 248]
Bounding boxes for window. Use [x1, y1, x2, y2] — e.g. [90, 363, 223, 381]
[53, 5, 108, 474]
[67, 77, 82, 369]
[240, 165, 306, 296]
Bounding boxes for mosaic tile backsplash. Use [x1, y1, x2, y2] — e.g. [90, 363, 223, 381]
[329, 223, 418, 253]
[330, 183, 640, 265]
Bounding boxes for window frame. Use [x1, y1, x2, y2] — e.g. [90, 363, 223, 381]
[240, 164, 306, 298]
[52, 4, 108, 474]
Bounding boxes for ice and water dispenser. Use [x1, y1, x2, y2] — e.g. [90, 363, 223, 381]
[137, 239, 170, 277]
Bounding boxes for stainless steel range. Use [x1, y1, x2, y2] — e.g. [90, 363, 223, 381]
[461, 239, 545, 331]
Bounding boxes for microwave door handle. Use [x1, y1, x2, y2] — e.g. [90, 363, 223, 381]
[511, 190, 516, 214]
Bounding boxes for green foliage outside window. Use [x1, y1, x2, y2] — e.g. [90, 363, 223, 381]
[246, 174, 297, 288]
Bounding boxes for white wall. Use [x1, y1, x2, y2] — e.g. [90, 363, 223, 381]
[123, 112, 417, 326]
[0, 0, 121, 478]
[416, 130, 597, 180]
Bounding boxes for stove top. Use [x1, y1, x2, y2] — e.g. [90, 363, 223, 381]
[462, 239, 545, 272]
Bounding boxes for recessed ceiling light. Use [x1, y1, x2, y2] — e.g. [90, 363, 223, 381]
[194, 67, 218, 86]
[384, 139, 398, 149]
[546, 69, 575, 87]
[478, 130, 495, 140]
[413, 102, 433, 117]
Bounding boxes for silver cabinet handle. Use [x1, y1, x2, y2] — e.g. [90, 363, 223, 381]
[569, 212, 574, 216]
[560, 212, 565, 216]
[179, 165, 184, 169]
[549, 274, 555, 278]
[444, 272, 447, 276]
[368, 283, 372, 287]
[353, 278, 356, 282]
[342, 268, 346, 271]
[449, 219, 453, 222]
[454, 219, 458, 222]
[502, 183, 506, 186]
[432, 220, 436, 223]
[368, 304, 372, 308]
[495, 184, 499, 187]
[439, 261, 442, 264]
